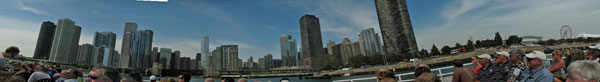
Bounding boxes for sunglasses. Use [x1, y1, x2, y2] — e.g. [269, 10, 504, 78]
[89, 75, 98, 80]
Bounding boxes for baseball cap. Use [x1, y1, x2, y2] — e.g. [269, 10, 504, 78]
[150, 75, 157, 80]
[495, 51, 510, 57]
[477, 54, 492, 60]
[525, 51, 547, 60]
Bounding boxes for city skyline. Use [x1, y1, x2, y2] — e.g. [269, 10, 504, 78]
[2, 0, 600, 62]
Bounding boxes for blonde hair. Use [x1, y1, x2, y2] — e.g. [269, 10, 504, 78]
[553, 50, 563, 56]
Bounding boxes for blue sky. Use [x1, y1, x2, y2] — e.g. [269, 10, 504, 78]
[1, 0, 599, 62]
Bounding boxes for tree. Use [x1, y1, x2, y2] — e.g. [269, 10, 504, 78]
[420, 49, 429, 58]
[454, 43, 462, 49]
[349, 55, 367, 67]
[466, 40, 475, 51]
[475, 40, 481, 48]
[314, 54, 342, 70]
[431, 44, 441, 56]
[369, 54, 385, 65]
[494, 32, 503, 46]
[506, 35, 522, 45]
[441, 45, 451, 55]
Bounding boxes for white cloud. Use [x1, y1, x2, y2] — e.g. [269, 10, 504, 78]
[15, 0, 50, 16]
[415, 0, 600, 50]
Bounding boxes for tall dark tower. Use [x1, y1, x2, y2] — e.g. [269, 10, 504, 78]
[33, 21, 56, 60]
[375, 0, 419, 56]
[299, 14, 324, 67]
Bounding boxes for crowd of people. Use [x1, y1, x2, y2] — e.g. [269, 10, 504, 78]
[375, 44, 600, 82]
[404, 44, 600, 82]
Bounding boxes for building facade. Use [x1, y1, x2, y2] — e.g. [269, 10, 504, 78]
[299, 14, 325, 67]
[33, 21, 56, 60]
[159, 48, 172, 69]
[49, 18, 81, 63]
[359, 28, 384, 56]
[201, 35, 210, 69]
[375, 0, 419, 56]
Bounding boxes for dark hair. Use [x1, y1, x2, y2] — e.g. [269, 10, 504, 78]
[92, 67, 121, 82]
[222, 77, 234, 82]
[453, 60, 463, 67]
[414, 67, 431, 77]
[5, 46, 19, 53]
[181, 74, 191, 82]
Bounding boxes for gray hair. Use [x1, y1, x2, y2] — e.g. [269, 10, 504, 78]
[510, 49, 525, 59]
[567, 60, 600, 81]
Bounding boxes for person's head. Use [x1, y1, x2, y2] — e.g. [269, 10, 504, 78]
[376, 69, 395, 81]
[237, 78, 247, 82]
[279, 78, 290, 82]
[3, 46, 19, 58]
[453, 59, 463, 67]
[63, 68, 78, 79]
[553, 50, 563, 59]
[571, 49, 586, 61]
[525, 51, 547, 69]
[494, 51, 509, 64]
[414, 64, 431, 77]
[222, 77, 234, 82]
[88, 67, 121, 82]
[510, 49, 525, 63]
[477, 54, 492, 66]
[566, 60, 600, 82]
[471, 57, 479, 64]
[589, 45, 600, 56]
[204, 78, 214, 82]
[178, 74, 191, 82]
[166, 78, 176, 82]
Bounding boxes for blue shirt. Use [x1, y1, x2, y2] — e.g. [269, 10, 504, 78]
[520, 66, 553, 82]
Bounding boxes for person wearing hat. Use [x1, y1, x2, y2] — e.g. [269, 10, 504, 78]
[589, 44, 600, 62]
[149, 75, 157, 82]
[489, 51, 511, 82]
[520, 51, 553, 82]
[476, 54, 494, 82]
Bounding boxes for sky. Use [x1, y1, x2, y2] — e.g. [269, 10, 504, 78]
[1, 0, 599, 62]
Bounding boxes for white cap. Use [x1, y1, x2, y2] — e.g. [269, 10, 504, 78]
[525, 51, 547, 60]
[589, 44, 600, 50]
[150, 75, 157, 80]
[495, 51, 510, 57]
[477, 54, 492, 60]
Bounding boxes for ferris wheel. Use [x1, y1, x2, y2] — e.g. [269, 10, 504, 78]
[560, 25, 572, 39]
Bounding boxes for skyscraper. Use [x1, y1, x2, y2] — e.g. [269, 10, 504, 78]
[283, 39, 298, 66]
[77, 44, 94, 66]
[340, 38, 354, 65]
[201, 35, 210, 68]
[299, 14, 324, 67]
[171, 50, 181, 69]
[375, 0, 419, 55]
[196, 53, 202, 68]
[359, 28, 384, 56]
[159, 48, 172, 69]
[248, 56, 254, 69]
[121, 22, 137, 66]
[214, 45, 239, 70]
[93, 32, 117, 49]
[33, 21, 56, 60]
[49, 18, 81, 63]
[263, 54, 273, 69]
[130, 30, 153, 68]
[280, 34, 291, 67]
